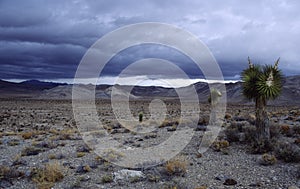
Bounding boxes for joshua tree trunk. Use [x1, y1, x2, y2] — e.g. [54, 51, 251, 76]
[255, 96, 270, 142]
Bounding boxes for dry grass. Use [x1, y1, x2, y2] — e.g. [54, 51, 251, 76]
[31, 161, 64, 189]
[165, 156, 188, 176]
[3, 131, 17, 136]
[260, 153, 277, 166]
[212, 140, 230, 152]
[101, 174, 113, 183]
[48, 154, 56, 160]
[21, 131, 35, 139]
[102, 149, 125, 162]
[194, 187, 208, 189]
[0, 165, 24, 180]
[8, 139, 20, 146]
[76, 152, 86, 158]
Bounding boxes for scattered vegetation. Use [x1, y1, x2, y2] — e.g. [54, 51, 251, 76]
[146, 173, 160, 182]
[194, 187, 208, 189]
[274, 141, 300, 163]
[0, 165, 24, 181]
[260, 153, 277, 166]
[224, 124, 242, 142]
[102, 149, 125, 162]
[101, 174, 113, 183]
[212, 140, 230, 154]
[31, 161, 64, 189]
[21, 131, 35, 139]
[21, 146, 44, 156]
[159, 119, 179, 128]
[8, 139, 20, 146]
[165, 156, 188, 176]
[76, 152, 86, 158]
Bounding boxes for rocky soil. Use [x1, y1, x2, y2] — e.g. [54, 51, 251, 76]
[0, 99, 299, 189]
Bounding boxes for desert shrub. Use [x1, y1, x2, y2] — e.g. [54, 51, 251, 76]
[101, 174, 113, 183]
[21, 131, 35, 139]
[146, 173, 160, 182]
[165, 156, 187, 176]
[8, 139, 20, 146]
[251, 138, 275, 154]
[269, 124, 281, 138]
[48, 154, 56, 160]
[260, 153, 277, 166]
[102, 149, 124, 162]
[48, 153, 64, 160]
[58, 129, 77, 140]
[194, 187, 208, 189]
[31, 161, 64, 189]
[198, 116, 209, 126]
[76, 152, 86, 158]
[224, 126, 240, 142]
[230, 121, 246, 132]
[274, 141, 300, 163]
[159, 119, 179, 128]
[292, 126, 300, 135]
[21, 146, 44, 156]
[0, 165, 24, 181]
[280, 125, 293, 137]
[76, 165, 91, 173]
[212, 140, 229, 152]
[224, 113, 232, 120]
[243, 125, 257, 143]
[161, 180, 188, 189]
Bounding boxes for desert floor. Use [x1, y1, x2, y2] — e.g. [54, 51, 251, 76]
[0, 99, 299, 189]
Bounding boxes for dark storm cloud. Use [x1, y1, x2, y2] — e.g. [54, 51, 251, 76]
[100, 44, 202, 79]
[0, 0, 299, 80]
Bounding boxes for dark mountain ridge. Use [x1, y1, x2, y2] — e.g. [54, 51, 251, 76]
[0, 76, 299, 105]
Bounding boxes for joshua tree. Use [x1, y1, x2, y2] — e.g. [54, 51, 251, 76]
[208, 88, 222, 126]
[208, 88, 222, 106]
[138, 112, 143, 122]
[241, 57, 283, 150]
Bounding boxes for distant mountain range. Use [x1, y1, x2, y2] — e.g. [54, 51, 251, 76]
[0, 76, 299, 105]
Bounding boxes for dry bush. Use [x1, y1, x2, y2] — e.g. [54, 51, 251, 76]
[159, 120, 176, 128]
[31, 161, 64, 189]
[0, 165, 24, 180]
[260, 153, 277, 166]
[165, 156, 188, 176]
[292, 126, 300, 136]
[198, 116, 209, 126]
[212, 140, 230, 152]
[21, 146, 44, 156]
[21, 131, 35, 139]
[274, 141, 300, 163]
[102, 149, 124, 162]
[76, 152, 86, 158]
[224, 126, 240, 142]
[101, 174, 113, 183]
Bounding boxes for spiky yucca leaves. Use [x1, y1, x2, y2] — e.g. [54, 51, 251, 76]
[257, 65, 283, 100]
[242, 62, 283, 101]
[241, 57, 283, 153]
[241, 65, 261, 100]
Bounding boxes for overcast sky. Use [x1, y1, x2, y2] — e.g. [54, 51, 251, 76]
[1, 0, 300, 84]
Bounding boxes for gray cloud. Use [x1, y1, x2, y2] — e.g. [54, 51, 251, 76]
[0, 0, 299, 80]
